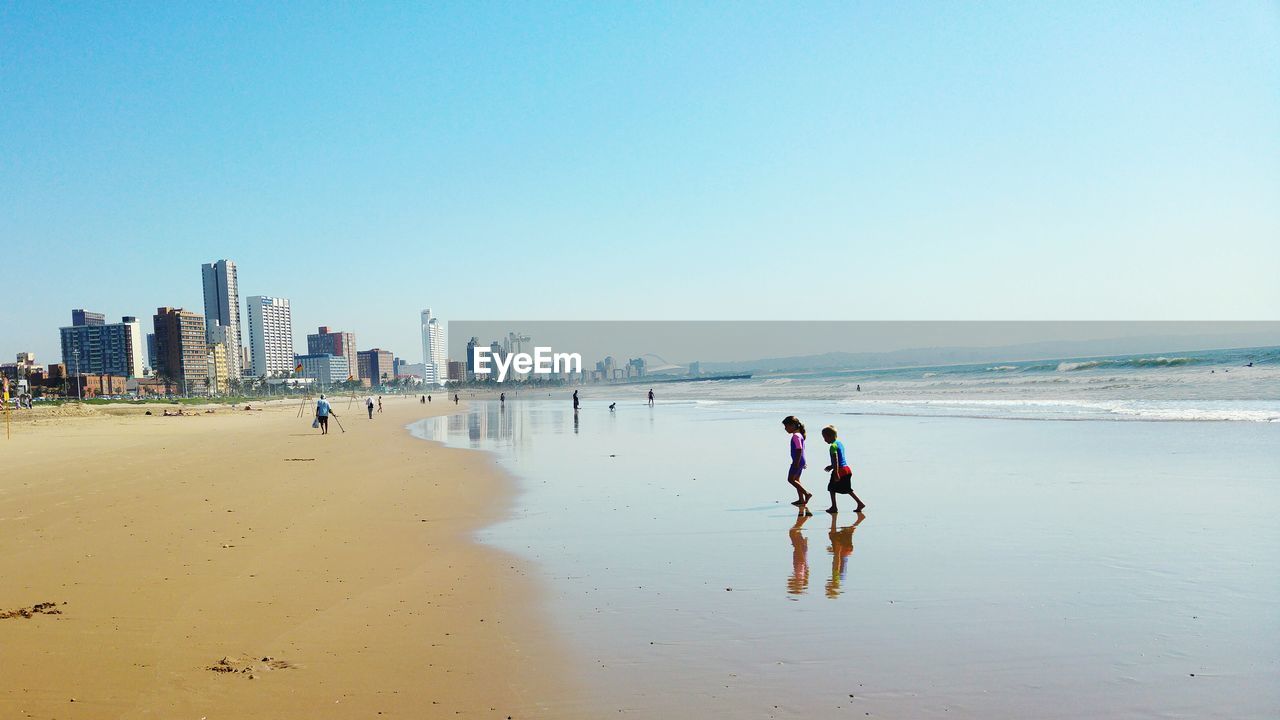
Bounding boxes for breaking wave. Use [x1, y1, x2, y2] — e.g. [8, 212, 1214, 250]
[1057, 357, 1199, 372]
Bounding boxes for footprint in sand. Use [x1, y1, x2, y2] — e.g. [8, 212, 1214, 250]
[207, 655, 299, 677]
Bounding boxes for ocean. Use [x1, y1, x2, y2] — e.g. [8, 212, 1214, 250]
[646, 345, 1280, 423]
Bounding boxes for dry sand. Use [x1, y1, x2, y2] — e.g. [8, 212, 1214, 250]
[0, 395, 572, 718]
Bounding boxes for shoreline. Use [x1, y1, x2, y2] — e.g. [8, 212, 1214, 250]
[0, 395, 574, 717]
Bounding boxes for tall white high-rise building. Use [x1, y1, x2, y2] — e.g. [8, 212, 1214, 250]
[121, 316, 145, 379]
[246, 296, 295, 377]
[420, 309, 446, 385]
[201, 259, 243, 379]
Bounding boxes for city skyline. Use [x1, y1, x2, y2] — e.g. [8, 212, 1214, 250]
[1, 249, 449, 395]
[6, 252, 444, 382]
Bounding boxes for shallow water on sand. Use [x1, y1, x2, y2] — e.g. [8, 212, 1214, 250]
[411, 399, 1280, 718]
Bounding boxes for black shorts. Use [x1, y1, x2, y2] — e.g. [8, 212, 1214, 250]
[827, 473, 852, 494]
[318, 415, 329, 427]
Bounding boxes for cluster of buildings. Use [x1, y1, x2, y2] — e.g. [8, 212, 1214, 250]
[3, 259, 453, 399]
[3, 260, 694, 400]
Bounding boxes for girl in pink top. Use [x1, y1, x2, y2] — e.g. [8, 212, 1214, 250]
[782, 416, 812, 507]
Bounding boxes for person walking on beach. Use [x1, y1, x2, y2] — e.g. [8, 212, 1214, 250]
[500, 392, 505, 406]
[377, 396, 383, 413]
[573, 389, 580, 411]
[648, 389, 655, 406]
[454, 393, 459, 405]
[366, 396, 375, 419]
[783, 416, 812, 507]
[315, 394, 335, 435]
[822, 425, 865, 514]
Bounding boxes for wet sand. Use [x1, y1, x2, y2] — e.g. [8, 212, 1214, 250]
[0, 396, 572, 718]
[414, 399, 1280, 719]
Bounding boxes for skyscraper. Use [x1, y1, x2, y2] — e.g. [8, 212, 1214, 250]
[307, 326, 357, 380]
[201, 259, 243, 379]
[153, 307, 209, 392]
[420, 309, 445, 385]
[245, 296, 295, 377]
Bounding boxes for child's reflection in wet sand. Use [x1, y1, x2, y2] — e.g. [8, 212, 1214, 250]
[787, 509, 813, 595]
[826, 512, 866, 598]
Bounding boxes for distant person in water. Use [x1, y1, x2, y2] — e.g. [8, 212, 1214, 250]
[366, 396, 375, 419]
[648, 389, 655, 406]
[500, 392, 505, 405]
[573, 389, 580, 411]
[856, 384, 860, 392]
[783, 416, 812, 507]
[609, 402, 616, 412]
[822, 425, 865, 514]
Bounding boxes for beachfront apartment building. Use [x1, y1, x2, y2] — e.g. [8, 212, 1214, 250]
[420, 309, 445, 385]
[59, 313, 146, 379]
[201, 259, 243, 380]
[357, 348, 396, 387]
[307, 326, 358, 380]
[295, 353, 349, 387]
[153, 307, 209, 393]
[245, 296, 294, 378]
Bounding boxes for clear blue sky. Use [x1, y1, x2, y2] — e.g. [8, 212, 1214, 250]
[3, 1, 1278, 364]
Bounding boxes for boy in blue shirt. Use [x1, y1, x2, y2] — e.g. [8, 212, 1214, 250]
[822, 425, 866, 514]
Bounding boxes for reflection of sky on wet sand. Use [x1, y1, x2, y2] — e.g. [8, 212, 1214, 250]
[411, 398, 1280, 718]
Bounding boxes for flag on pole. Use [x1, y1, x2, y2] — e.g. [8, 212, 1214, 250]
[3, 376, 9, 440]
[296, 363, 304, 372]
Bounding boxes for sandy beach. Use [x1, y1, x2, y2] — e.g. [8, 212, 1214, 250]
[0, 396, 571, 718]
